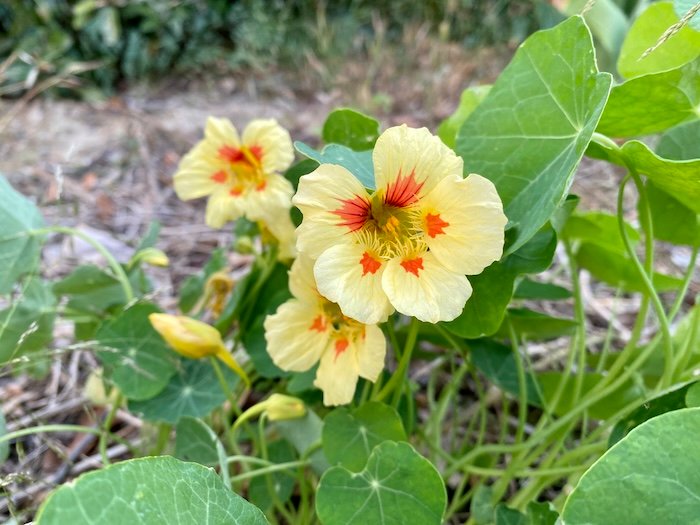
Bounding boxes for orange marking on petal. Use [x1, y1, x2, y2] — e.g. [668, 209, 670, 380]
[219, 145, 244, 163]
[400, 257, 424, 277]
[426, 213, 449, 238]
[211, 171, 227, 184]
[384, 168, 424, 208]
[248, 145, 263, 161]
[309, 315, 327, 333]
[334, 338, 349, 360]
[360, 252, 382, 276]
[332, 195, 371, 232]
[230, 187, 243, 196]
[255, 180, 267, 192]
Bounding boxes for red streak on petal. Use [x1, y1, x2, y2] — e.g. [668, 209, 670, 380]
[384, 168, 424, 208]
[309, 315, 327, 333]
[332, 195, 371, 232]
[211, 171, 227, 184]
[218, 144, 263, 165]
[400, 257, 424, 277]
[334, 338, 349, 360]
[255, 180, 267, 192]
[219, 145, 244, 163]
[426, 213, 449, 238]
[360, 252, 381, 276]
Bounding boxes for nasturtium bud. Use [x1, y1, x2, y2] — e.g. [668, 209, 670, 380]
[203, 271, 235, 316]
[233, 393, 306, 430]
[130, 247, 170, 268]
[148, 313, 249, 385]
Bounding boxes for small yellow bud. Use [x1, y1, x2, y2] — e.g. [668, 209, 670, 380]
[233, 393, 306, 430]
[149, 313, 249, 385]
[131, 247, 170, 267]
[83, 368, 121, 407]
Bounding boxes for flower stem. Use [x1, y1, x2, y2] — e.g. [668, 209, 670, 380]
[374, 317, 419, 405]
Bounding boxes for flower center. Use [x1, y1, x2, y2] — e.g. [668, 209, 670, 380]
[356, 192, 426, 259]
[212, 144, 266, 195]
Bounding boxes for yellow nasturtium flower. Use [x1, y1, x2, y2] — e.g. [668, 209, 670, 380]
[293, 125, 507, 324]
[264, 256, 386, 406]
[173, 117, 295, 231]
[149, 313, 249, 385]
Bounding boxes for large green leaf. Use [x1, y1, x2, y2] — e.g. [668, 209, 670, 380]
[322, 402, 407, 472]
[513, 279, 571, 300]
[322, 109, 380, 151]
[35, 456, 268, 524]
[608, 381, 699, 447]
[562, 211, 639, 253]
[294, 141, 375, 190]
[53, 265, 134, 315]
[175, 416, 219, 466]
[562, 408, 700, 524]
[437, 85, 491, 148]
[622, 140, 700, 214]
[617, 2, 700, 78]
[646, 121, 700, 246]
[470, 339, 542, 405]
[456, 16, 611, 254]
[576, 242, 683, 292]
[96, 303, 178, 401]
[0, 175, 44, 294]
[316, 441, 446, 525]
[129, 359, 238, 424]
[496, 308, 577, 341]
[596, 59, 700, 137]
[0, 278, 56, 363]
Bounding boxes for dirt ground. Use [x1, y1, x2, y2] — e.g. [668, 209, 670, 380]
[0, 39, 696, 520]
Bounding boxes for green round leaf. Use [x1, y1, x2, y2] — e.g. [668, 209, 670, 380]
[294, 141, 375, 189]
[96, 302, 178, 401]
[322, 402, 407, 472]
[322, 109, 380, 151]
[35, 456, 269, 524]
[175, 417, 220, 466]
[129, 359, 238, 424]
[686, 382, 700, 407]
[0, 278, 56, 363]
[562, 408, 700, 524]
[456, 16, 611, 255]
[618, 2, 700, 78]
[316, 441, 446, 525]
[437, 85, 491, 148]
[0, 175, 44, 294]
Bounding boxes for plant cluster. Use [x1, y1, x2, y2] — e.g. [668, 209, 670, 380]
[1, 1, 700, 524]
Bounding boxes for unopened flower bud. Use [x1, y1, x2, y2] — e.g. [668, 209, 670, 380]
[131, 247, 169, 267]
[233, 393, 306, 430]
[149, 313, 249, 385]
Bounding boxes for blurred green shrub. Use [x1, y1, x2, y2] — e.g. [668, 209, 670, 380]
[0, 0, 542, 97]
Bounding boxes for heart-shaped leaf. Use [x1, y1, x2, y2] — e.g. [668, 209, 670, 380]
[322, 109, 380, 151]
[0, 175, 44, 294]
[316, 441, 446, 525]
[322, 402, 407, 472]
[36, 456, 268, 524]
[456, 16, 611, 254]
[562, 408, 700, 524]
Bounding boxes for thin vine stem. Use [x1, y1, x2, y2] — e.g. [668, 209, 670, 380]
[32, 226, 134, 302]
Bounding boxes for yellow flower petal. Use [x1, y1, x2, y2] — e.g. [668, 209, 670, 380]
[356, 325, 386, 381]
[264, 300, 329, 371]
[242, 119, 294, 173]
[314, 243, 394, 325]
[293, 164, 370, 259]
[373, 125, 463, 200]
[260, 210, 297, 261]
[205, 187, 244, 229]
[205, 117, 240, 148]
[173, 154, 222, 200]
[421, 173, 506, 275]
[382, 251, 472, 323]
[242, 173, 294, 223]
[288, 254, 321, 305]
[314, 337, 361, 406]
